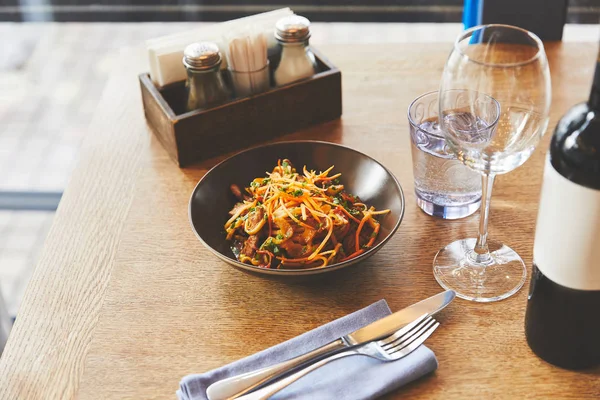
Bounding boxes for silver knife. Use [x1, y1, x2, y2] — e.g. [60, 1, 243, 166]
[206, 290, 455, 400]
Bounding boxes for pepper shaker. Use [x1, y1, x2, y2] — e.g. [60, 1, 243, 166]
[183, 42, 230, 112]
[273, 15, 317, 87]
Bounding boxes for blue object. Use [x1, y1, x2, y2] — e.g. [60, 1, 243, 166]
[463, 0, 483, 29]
[177, 300, 438, 400]
[0, 191, 62, 211]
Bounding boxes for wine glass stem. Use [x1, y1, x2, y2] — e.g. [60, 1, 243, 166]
[473, 173, 496, 262]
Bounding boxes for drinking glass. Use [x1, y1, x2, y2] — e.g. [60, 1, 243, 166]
[408, 91, 483, 219]
[434, 25, 551, 302]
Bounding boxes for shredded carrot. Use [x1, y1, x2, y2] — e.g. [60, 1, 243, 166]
[280, 198, 313, 230]
[315, 172, 342, 181]
[317, 165, 335, 177]
[365, 221, 380, 248]
[340, 249, 364, 262]
[306, 195, 325, 213]
[302, 199, 325, 219]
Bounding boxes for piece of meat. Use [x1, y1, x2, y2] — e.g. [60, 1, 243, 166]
[341, 192, 359, 204]
[292, 226, 316, 245]
[241, 235, 260, 258]
[230, 184, 243, 200]
[273, 218, 294, 242]
[332, 209, 350, 239]
[342, 230, 357, 253]
[303, 216, 320, 231]
[280, 240, 309, 259]
[245, 207, 265, 235]
[229, 202, 246, 216]
[325, 185, 344, 196]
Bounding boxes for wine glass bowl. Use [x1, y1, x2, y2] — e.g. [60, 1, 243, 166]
[434, 25, 551, 302]
[438, 90, 501, 172]
[440, 25, 551, 176]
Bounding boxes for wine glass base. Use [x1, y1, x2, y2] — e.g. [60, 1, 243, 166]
[433, 238, 527, 302]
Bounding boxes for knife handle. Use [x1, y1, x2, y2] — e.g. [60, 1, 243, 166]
[206, 339, 346, 400]
[235, 351, 353, 400]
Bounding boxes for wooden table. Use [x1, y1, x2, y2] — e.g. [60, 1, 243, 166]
[1, 41, 599, 399]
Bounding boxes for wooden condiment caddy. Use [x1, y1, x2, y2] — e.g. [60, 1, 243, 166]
[139, 48, 342, 167]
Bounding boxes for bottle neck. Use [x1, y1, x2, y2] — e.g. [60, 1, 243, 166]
[588, 59, 600, 110]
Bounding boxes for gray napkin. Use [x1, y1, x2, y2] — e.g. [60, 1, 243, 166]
[177, 300, 438, 400]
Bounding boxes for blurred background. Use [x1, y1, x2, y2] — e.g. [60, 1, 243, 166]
[1, 0, 599, 23]
[0, 0, 598, 327]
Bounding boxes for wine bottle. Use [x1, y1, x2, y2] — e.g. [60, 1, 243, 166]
[524, 51, 600, 370]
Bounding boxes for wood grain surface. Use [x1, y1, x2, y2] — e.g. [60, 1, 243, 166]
[1, 41, 599, 399]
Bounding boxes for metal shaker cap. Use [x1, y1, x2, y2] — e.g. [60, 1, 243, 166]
[275, 15, 311, 43]
[183, 42, 222, 70]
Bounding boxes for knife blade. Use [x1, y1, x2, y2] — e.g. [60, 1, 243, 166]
[206, 290, 455, 400]
[344, 289, 455, 345]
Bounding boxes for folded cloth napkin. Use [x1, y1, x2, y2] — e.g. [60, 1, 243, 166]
[177, 300, 438, 400]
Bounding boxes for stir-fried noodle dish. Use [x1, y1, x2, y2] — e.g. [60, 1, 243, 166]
[225, 159, 390, 269]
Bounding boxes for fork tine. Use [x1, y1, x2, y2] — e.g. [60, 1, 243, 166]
[377, 314, 430, 347]
[387, 320, 439, 358]
[383, 318, 436, 351]
[387, 321, 440, 360]
[379, 315, 433, 349]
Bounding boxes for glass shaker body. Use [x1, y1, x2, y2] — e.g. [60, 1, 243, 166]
[183, 42, 230, 112]
[185, 66, 229, 111]
[273, 15, 317, 87]
[274, 42, 316, 86]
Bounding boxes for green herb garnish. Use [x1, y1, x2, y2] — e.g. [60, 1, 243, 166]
[262, 239, 281, 255]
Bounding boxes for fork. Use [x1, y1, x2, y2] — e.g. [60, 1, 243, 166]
[235, 315, 440, 400]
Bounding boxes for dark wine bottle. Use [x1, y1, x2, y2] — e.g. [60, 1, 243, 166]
[524, 52, 600, 370]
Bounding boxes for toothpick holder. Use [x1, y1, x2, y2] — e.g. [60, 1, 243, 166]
[229, 63, 270, 98]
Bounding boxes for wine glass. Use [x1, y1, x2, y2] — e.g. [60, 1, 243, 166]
[434, 24, 551, 302]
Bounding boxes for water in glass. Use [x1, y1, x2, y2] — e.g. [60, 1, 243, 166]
[411, 117, 482, 208]
[408, 91, 481, 219]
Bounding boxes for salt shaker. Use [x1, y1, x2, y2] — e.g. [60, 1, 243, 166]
[183, 42, 230, 112]
[273, 15, 317, 86]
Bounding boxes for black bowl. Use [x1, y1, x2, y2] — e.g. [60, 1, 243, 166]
[189, 141, 405, 275]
